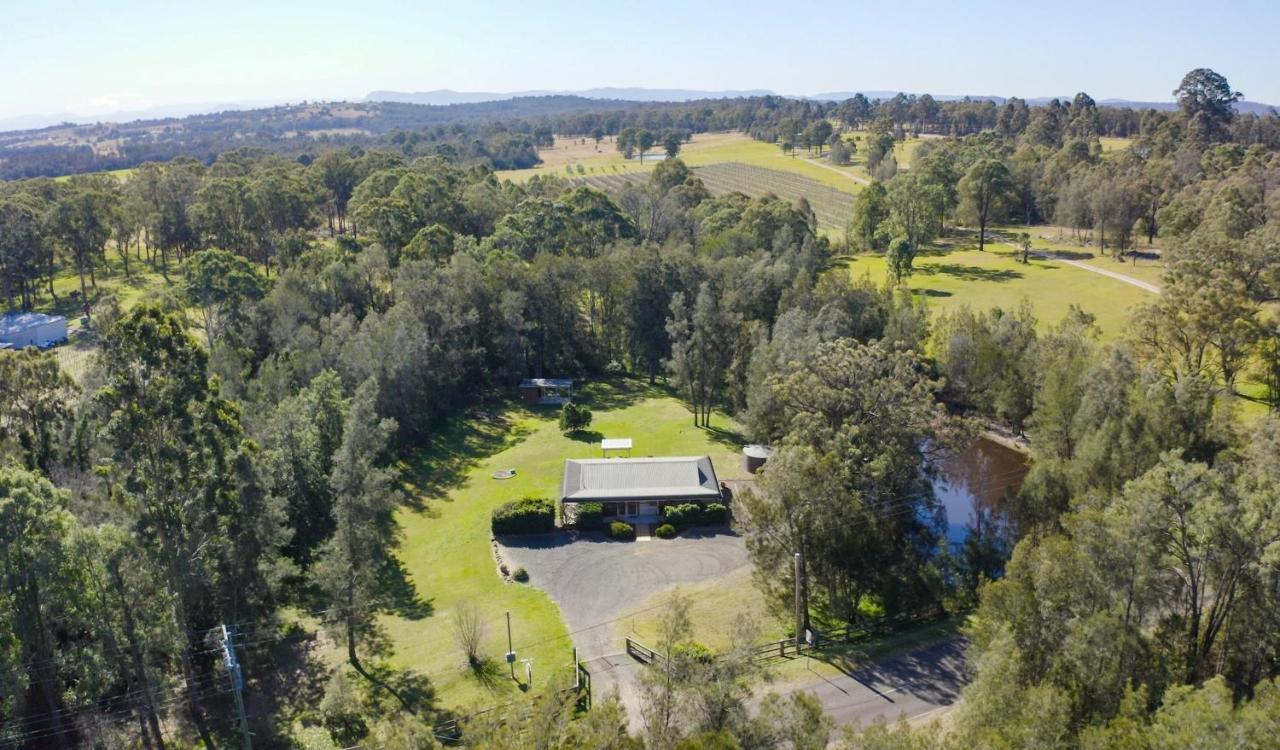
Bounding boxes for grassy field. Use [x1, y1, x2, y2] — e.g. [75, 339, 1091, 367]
[844, 238, 1156, 340]
[694, 163, 856, 231]
[380, 380, 750, 711]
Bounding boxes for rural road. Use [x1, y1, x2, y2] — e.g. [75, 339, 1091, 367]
[803, 157, 872, 186]
[500, 532, 969, 730]
[764, 638, 969, 729]
[1042, 253, 1161, 294]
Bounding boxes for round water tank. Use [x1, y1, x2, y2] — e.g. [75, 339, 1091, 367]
[743, 444, 773, 474]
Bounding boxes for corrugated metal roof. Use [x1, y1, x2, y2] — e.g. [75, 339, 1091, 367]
[561, 456, 721, 502]
[520, 378, 573, 388]
[0, 312, 66, 337]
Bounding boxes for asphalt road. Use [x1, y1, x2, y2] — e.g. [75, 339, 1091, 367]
[499, 531, 969, 730]
[765, 638, 969, 728]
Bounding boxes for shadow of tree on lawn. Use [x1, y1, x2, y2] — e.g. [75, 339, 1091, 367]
[917, 263, 1024, 283]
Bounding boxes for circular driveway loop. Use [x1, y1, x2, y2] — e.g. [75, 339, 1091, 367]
[498, 530, 750, 658]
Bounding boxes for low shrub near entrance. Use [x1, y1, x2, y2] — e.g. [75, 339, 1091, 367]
[491, 497, 555, 535]
[662, 503, 704, 529]
[703, 502, 728, 525]
[655, 523, 677, 539]
[607, 520, 636, 540]
[571, 502, 604, 530]
[512, 567, 530, 582]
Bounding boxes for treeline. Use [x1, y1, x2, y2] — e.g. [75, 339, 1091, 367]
[6, 69, 1279, 181]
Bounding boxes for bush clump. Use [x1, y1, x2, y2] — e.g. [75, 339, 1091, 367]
[558, 402, 593, 433]
[572, 502, 604, 530]
[702, 502, 729, 525]
[655, 523, 677, 539]
[607, 520, 636, 540]
[662, 503, 705, 529]
[491, 497, 555, 535]
[512, 567, 529, 583]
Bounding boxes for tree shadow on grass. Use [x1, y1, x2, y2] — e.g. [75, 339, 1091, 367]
[398, 407, 534, 510]
[704, 424, 749, 451]
[468, 655, 507, 693]
[567, 429, 604, 444]
[917, 263, 1024, 283]
[575, 377, 672, 412]
[378, 555, 434, 620]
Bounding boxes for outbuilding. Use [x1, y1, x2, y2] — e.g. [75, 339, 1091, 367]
[561, 455, 722, 523]
[519, 378, 573, 405]
[0, 312, 68, 349]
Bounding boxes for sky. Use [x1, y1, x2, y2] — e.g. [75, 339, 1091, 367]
[3, 0, 1279, 121]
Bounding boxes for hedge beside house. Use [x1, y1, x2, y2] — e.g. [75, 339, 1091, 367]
[491, 497, 555, 535]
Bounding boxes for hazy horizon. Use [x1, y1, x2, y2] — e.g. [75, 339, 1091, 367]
[5, 0, 1278, 123]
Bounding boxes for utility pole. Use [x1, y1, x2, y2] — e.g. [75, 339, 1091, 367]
[794, 552, 805, 653]
[221, 625, 252, 750]
[505, 611, 516, 681]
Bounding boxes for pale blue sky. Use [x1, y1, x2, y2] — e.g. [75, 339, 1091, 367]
[3, 0, 1278, 119]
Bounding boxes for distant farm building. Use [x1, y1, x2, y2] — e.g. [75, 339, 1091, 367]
[519, 378, 573, 405]
[561, 456, 722, 523]
[0, 312, 68, 350]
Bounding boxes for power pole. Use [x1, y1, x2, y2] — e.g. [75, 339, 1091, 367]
[794, 552, 805, 653]
[221, 625, 252, 750]
[505, 611, 516, 681]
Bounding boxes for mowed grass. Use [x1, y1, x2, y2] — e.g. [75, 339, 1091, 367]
[381, 380, 750, 711]
[626, 566, 787, 653]
[844, 240, 1156, 340]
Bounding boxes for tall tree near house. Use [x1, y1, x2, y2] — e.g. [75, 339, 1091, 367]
[0, 193, 48, 310]
[0, 468, 79, 750]
[315, 150, 361, 235]
[666, 283, 741, 427]
[1173, 68, 1243, 142]
[315, 378, 419, 712]
[94, 305, 244, 747]
[958, 158, 1014, 251]
[182, 248, 267, 351]
[50, 181, 116, 299]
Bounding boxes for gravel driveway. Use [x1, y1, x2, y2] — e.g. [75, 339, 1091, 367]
[498, 529, 750, 659]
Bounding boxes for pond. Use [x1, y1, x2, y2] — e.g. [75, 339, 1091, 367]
[626, 151, 670, 162]
[931, 437, 1030, 545]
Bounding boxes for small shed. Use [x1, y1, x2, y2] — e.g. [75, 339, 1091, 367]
[519, 378, 573, 405]
[743, 444, 773, 474]
[601, 438, 633, 458]
[0, 312, 68, 349]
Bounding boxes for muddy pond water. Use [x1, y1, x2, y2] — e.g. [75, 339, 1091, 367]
[931, 437, 1031, 545]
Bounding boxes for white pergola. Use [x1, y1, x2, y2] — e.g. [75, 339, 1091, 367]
[600, 438, 633, 458]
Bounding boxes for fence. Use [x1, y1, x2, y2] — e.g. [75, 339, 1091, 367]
[430, 658, 593, 744]
[625, 636, 666, 666]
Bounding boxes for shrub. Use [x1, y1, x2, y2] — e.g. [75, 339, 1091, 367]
[607, 520, 635, 540]
[662, 503, 705, 529]
[512, 567, 529, 583]
[572, 502, 604, 530]
[491, 497, 555, 535]
[702, 502, 728, 525]
[655, 523, 677, 539]
[558, 402, 593, 433]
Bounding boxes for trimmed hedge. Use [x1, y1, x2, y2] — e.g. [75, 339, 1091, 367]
[607, 520, 636, 540]
[663, 503, 704, 529]
[703, 502, 729, 525]
[663, 502, 730, 529]
[491, 497, 555, 535]
[572, 502, 604, 530]
[655, 523, 677, 539]
[512, 567, 529, 582]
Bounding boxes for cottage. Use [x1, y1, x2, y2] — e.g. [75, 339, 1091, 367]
[0, 312, 68, 349]
[561, 456, 722, 523]
[518, 378, 573, 405]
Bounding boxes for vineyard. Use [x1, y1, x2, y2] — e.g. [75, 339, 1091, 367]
[570, 172, 647, 192]
[692, 163, 855, 232]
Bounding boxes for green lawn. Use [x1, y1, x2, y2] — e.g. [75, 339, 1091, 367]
[844, 240, 1157, 340]
[381, 380, 750, 711]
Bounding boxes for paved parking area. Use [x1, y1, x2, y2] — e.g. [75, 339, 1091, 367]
[498, 529, 749, 659]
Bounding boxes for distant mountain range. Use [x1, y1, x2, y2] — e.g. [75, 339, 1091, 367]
[369, 87, 1279, 115]
[3, 87, 1275, 135]
[364, 87, 775, 105]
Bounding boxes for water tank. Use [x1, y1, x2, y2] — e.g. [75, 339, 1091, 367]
[743, 444, 773, 474]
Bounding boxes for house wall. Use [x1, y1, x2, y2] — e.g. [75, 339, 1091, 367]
[0, 318, 67, 348]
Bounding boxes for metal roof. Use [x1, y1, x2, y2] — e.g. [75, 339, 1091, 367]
[520, 378, 573, 388]
[0, 312, 66, 337]
[561, 456, 721, 503]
